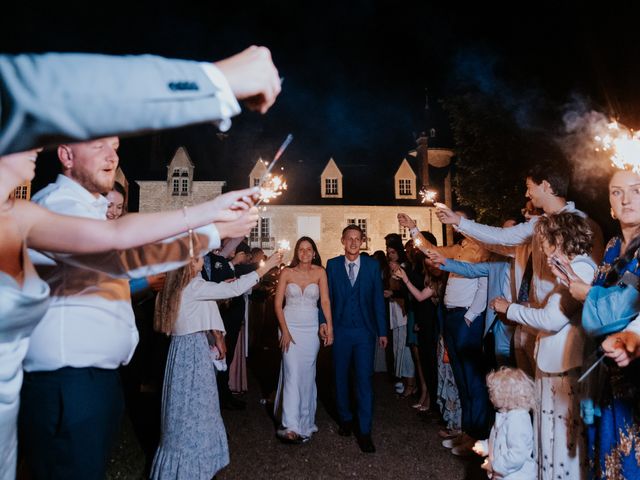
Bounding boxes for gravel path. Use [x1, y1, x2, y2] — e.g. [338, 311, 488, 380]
[108, 347, 485, 480]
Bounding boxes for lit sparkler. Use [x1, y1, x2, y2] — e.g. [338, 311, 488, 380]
[257, 174, 287, 204]
[594, 121, 640, 173]
[277, 239, 291, 251]
[413, 237, 422, 247]
[419, 188, 438, 205]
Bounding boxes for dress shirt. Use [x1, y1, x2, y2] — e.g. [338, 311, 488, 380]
[199, 63, 241, 132]
[171, 273, 259, 336]
[25, 174, 221, 372]
[430, 238, 490, 322]
[344, 255, 361, 282]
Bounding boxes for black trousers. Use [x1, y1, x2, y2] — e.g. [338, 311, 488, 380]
[19, 367, 124, 480]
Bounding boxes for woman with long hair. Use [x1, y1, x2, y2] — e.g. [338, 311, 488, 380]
[151, 252, 281, 479]
[274, 236, 333, 443]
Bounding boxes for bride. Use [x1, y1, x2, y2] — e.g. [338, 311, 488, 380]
[274, 236, 333, 443]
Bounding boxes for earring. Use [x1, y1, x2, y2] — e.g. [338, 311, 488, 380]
[611, 208, 617, 220]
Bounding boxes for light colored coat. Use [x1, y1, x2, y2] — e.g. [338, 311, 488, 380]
[479, 409, 537, 479]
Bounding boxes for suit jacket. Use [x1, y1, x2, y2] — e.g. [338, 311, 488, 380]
[322, 255, 386, 338]
[0, 53, 240, 154]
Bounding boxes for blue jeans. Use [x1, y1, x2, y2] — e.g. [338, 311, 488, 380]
[442, 308, 492, 439]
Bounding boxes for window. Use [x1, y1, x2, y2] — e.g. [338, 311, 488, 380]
[399, 179, 412, 196]
[250, 218, 273, 249]
[181, 178, 189, 195]
[172, 168, 180, 177]
[14, 185, 28, 199]
[325, 178, 338, 195]
[253, 177, 261, 187]
[346, 218, 368, 250]
[172, 178, 180, 195]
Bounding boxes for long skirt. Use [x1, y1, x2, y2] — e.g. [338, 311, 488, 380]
[151, 332, 229, 480]
[535, 368, 585, 480]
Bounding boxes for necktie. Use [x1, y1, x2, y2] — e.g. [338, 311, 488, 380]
[348, 262, 356, 286]
[517, 253, 533, 303]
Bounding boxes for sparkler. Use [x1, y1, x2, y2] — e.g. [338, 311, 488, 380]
[277, 239, 291, 251]
[594, 120, 640, 173]
[255, 133, 293, 206]
[419, 188, 438, 205]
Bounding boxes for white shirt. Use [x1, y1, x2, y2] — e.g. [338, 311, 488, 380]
[199, 63, 241, 132]
[172, 273, 259, 336]
[344, 255, 361, 282]
[25, 174, 221, 372]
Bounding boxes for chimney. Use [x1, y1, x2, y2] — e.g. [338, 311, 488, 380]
[416, 132, 429, 189]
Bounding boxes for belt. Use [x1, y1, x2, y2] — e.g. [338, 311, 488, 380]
[445, 306, 468, 313]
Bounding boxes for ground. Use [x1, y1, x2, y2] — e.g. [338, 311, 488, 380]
[107, 347, 485, 480]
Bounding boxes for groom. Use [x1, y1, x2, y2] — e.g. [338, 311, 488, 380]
[320, 224, 387, 453]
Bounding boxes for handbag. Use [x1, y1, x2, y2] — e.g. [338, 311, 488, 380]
[582, 270, 640, 337]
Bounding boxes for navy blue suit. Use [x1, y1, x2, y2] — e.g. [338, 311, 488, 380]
[323, 255, 386, 435]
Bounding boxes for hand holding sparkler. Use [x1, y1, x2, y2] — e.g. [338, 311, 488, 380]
[601, 332, 640, 368]
[434, 203, 461, 225]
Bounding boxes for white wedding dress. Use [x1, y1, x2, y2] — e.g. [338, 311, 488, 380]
[275, 283, 320, 439]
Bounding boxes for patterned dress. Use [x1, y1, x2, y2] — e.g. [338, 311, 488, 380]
[586, 237, 640, 480]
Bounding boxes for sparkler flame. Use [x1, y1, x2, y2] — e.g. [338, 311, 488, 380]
[277, 239, 291, 251]
[419, 188, 438, 204]
[258, 174, 287, 204]
[595, 121, 640, 173]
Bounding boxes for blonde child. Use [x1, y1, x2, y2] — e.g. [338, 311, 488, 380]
[473, 367, 537, 479]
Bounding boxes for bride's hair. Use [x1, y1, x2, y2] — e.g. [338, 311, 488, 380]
[289, 236, 322, 268]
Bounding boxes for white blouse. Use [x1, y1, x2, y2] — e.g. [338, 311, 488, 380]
[172, 272, 259, 336]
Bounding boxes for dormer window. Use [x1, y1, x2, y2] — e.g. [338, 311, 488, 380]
[399, 179, 412, 196]
[172, 178, 180, 195]
[325, 178, 338, 195]
[181, 178, 189, 196]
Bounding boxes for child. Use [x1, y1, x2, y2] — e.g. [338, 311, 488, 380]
[473, 367, 537, 479]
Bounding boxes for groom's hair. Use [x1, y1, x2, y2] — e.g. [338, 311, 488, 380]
[342, 224, 363, 238]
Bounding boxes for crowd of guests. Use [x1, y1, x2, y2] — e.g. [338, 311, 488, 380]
[1, 49, 640, 480]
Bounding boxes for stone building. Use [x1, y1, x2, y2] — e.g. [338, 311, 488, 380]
[135, 135, 453, 264]
[136, 146, 225, 213]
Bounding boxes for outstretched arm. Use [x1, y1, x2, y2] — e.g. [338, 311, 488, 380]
[0, 47, 281, 154]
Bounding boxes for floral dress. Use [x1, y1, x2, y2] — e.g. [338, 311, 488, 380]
[586, 237, 640, 480]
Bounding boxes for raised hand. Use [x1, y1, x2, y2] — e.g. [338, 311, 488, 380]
[210, 187, 259, 223]
[214, 46, 281, 114]
[434, 205, 461, 225]
[426, 249, 446, 266]
[215, 208, 259, 239]
[397, 213, 416, 229]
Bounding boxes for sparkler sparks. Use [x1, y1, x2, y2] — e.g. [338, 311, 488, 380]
[277, 239, 291, 251]
[594, 121, 640, 173]
[419, 188, 438, 204]
[257, 174, 287, 204]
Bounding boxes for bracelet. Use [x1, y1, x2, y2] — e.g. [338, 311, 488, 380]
[182, 206, 195, 260]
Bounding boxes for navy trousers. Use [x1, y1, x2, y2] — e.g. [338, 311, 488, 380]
[442, 308, 492, 439]
[19, 367, 124, 480]
[332, 326, 376, 435]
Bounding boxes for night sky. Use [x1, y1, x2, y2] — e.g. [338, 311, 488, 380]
[2, 1, 639, 197]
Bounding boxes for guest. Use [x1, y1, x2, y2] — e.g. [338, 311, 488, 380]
[472, 367, 537, 479]
[105, 181, 126, 220]
[273, 237, 333, 443]
[18, 138, 259, 480]
[399, 207, 491, 456]
[151, 252, 281, 479]
[392, 232, 440, 412]
[490, 212, 596, 480]
[0, 147, 256, 480]
[556, 168, 640, 479]
[385, 235, 415, 397]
